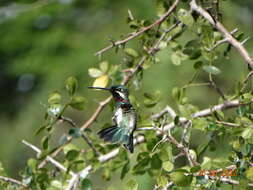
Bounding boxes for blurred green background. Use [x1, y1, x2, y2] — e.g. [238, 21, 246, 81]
[0, 0, 253, 189]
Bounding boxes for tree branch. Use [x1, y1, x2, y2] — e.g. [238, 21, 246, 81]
[95, 0, 180, 56]
[22, 140, 75, 177]
[0, 176, 28, 189]
[190, 0, 253, 69]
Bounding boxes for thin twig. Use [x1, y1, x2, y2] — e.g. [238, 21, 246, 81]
[209, 73, 226, 100]
[22, 140, 75, 177]
[243, 70, 253, 84]
[205, 28, 238, 52]
[182, 82, 210, 89]
[190, 0, 253, 69]
[0, 176, 28, 189]
[151, 105, 177, 120]
[95, 0, 180, 56]
[81, 134, 100, 156]
[215, 120, 240, 127]
[60, 116, 101, 156]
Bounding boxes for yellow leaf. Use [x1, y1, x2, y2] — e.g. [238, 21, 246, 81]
[93, 75, 109, 88]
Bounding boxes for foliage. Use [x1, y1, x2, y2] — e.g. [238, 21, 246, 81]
[1, 0, 253, 190]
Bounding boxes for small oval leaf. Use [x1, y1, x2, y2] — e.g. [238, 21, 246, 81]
[99, 61, 109, 73]
[124, 48, 139, 58]
[203, 65, 221, 75]
[48, 92, 61, 104]
[88, 68, 104, 78]
[70, 96, 86, 110]
[65, 76, 78, 96]
[66, 150, 79, 161]
[81, 179, 92, 190]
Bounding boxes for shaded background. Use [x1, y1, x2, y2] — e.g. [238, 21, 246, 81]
[0, 0, 253, 189]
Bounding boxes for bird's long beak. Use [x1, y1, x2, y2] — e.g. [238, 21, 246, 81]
[87, 86, 111, 91]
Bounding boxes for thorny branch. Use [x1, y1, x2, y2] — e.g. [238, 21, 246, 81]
[95, 0, 180, 56]
[190, 0, 253, 69]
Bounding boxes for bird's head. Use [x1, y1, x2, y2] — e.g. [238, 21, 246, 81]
[88, 85, 130, 102]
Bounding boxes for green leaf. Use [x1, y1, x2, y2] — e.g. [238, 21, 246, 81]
[178, 9, 194, 27]
[156, 0, 167, 17]
[144, 99, 157, 108]
[63, 143, 79, 154]
[125, 179, 138, 190]
[197, 141, 210, 156]
[66, 150, 79, 161]
[48, 92, 61, 104]
[124, 48, 139, 58]
[42, 135, 50, 150]
[133, 153, 150, 174]
[65, 76, 78, 96]
[35, 125, 47, 136]
[241, 93, 253, 103]
[151, 154, 162, 169]
[242, 128, 253, 139]
[174, 115, 180, 125]
[70, 96, 86, 110]
[99, 61, 109, 73]
[27, 158, 37, 172]
[169, 171, 192, 187]
[51, 180, 63, 189]
[190, 165, 201, 173]
[194, 61, 203, 69]
[81, 179, 92, 190]
[171, 52, 181, 65]
[162, 161, 174, 172]
[121, 161, 130, 180]
[183, 39, 201, 60]
[69, 128, 82, 138]
[202, 65, 221, 75]
[156, 175, 167, 187]
[88, 68, 104, 78]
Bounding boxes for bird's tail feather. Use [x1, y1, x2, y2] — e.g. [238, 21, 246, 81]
[98, 126, 134, 153]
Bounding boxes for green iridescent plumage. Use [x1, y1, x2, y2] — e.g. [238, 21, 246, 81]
[88, 85, 137, 153]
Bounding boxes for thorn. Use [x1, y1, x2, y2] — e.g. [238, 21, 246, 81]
[230, 28, 238, 35]
[127, 9, 134, 21]
[241, 36, 251, 45]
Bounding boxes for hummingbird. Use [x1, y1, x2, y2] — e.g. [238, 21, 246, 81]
[88, 85, 137, 153]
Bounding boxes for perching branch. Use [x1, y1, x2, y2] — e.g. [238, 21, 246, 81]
[0, 175, 28, 189]
[190, 0, 253, 69]
[95, 0, 180, 56]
